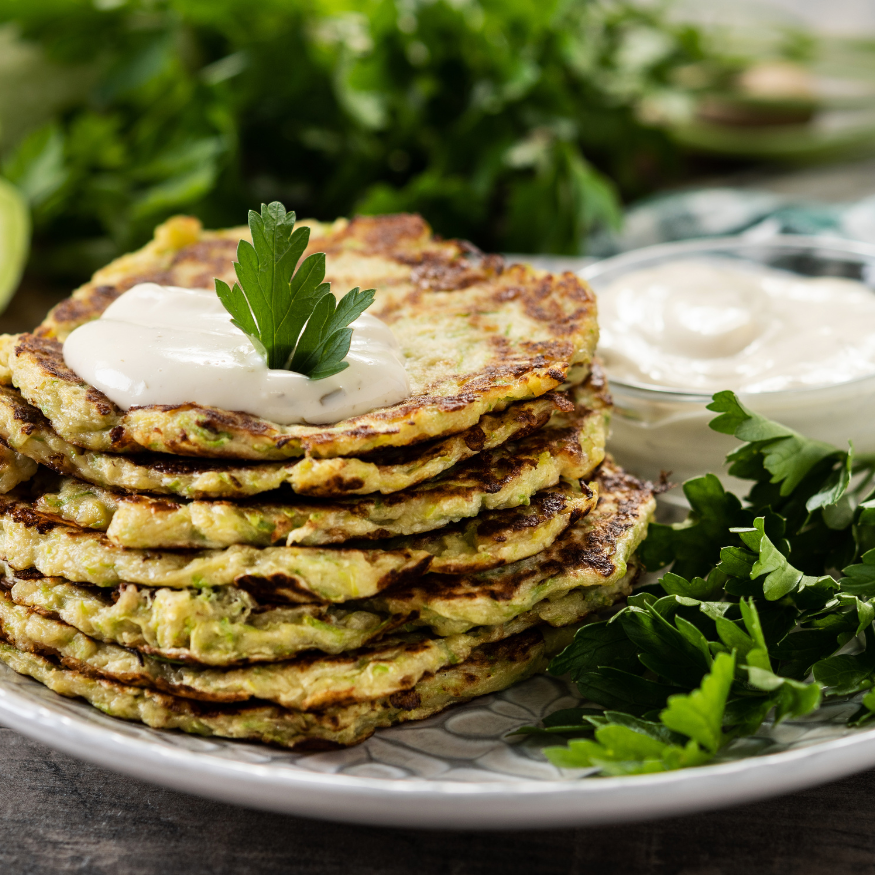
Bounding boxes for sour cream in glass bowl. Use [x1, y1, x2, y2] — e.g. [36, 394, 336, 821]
[580, 235, 875, 503]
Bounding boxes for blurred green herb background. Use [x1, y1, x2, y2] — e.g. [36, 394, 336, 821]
[0, 0, 719, 284]
[1, 0, 873, 295]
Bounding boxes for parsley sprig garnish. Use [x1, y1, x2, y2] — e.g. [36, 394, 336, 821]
[522, 391, 875, 776]
[215, 201, 375, 380]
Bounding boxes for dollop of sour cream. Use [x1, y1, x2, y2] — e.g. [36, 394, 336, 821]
[597, 259, 875, 393]
[63, 283, 411, 425]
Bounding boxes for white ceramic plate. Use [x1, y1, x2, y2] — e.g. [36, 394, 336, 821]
[3, 660, 875, 829]
[5, 251, 873, 828]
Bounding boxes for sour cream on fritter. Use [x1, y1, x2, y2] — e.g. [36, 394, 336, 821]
[62, 283, 410, 425]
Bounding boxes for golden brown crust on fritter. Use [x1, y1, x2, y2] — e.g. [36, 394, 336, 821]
[37, 214, 481, 338]
[369, 458, 654, 634]
[0, 382, 570, 498]
[0, 622, 560, 749]
[0, 573, 623, 710]
[0, 494, 435, 600]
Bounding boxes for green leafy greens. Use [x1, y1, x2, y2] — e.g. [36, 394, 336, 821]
[215, 202, 374, 379]
[526, 391, 875, 776]
[0, 1, 742, 281]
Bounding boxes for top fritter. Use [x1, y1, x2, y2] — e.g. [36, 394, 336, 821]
[3, 214, 598, 460]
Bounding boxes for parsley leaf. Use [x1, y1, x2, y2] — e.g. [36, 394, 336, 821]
[813, 629, 875, 696]
[841, 550, 875, 598]
[215, 201, 375, 379]
[660, 651, 734, 753]
[637, 473, 750, 578]
[703, 392, 865, 575]
[708, 391, 840, 497]
[289, 285, 375, 381]
[737, 518, 838, 602]
[543, 653, 735, 775]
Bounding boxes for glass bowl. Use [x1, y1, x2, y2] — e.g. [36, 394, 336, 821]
[579, 235, 875, 503]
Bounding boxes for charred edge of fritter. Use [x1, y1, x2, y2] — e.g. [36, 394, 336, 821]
[384, 468, 651, 605]
[389, 485, 592, 555]
[329, 391, 567, 466]
[595, 457, 658, 498]
[131, 356, 574, 457]
[37, 285, 130, 337]
[0, 499, 72, 535]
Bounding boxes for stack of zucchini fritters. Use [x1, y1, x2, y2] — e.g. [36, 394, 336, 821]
[0, 214, 654, 750]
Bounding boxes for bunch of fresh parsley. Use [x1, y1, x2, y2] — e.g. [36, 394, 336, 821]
[525, 391, 875, 776]
[216, 201, 374, 380]
[0, 0, 720, 280]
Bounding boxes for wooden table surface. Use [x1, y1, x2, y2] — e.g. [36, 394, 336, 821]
[3, 725, 875, 875]
[5, 159, 875, 875]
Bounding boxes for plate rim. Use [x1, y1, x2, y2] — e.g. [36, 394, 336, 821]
[3, 673, 875, 829]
